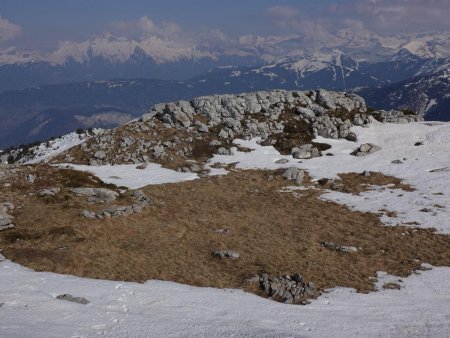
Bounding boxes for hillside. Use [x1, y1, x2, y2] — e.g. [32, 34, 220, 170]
[1, 89, 450, 336]
[2, 53, 449, 148]
[361, 68, 450, 121]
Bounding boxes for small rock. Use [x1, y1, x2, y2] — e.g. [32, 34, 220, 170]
[321, 242, 358, 253]
[338, 246, 358, 253]
[37, 187, 60, 197]
[382, 282, 401, 290]
[245, 275, 260, 284]
[391, 160, 403, 164]
[212, 250, 240, 259]
[345, 132, 358, 142]
[26, 174, 36, 183]
[56, 294, 89, 305]
[292, 144, 320, 159]
[94, 150, 107, 160]
[353, 143, 382, 157]
[282, 167, 305, 185]
[291, 273, 303, 283]
[275, 158, 289, 164]
[414, 141, 424, 146]
[214, 228, 229, 233]
[209, 140, 222, 147]
[136, 163, 148, 170]
[80, 210, 97, 219]
[362, 170, 371, 177]
[217, 147, 233, 156]
[132, 204, 143, 214]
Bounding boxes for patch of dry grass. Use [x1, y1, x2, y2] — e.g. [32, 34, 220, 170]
[1, 168, 449, 301]
[337, 172, 415, 194]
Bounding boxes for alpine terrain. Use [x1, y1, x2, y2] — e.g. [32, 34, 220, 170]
[1, 89, 450, 337]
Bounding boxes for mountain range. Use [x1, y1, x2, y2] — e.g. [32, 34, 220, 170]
[2, 31, 450, 92]
[1, 31, 449, 148]
[361, 68, 450, 121]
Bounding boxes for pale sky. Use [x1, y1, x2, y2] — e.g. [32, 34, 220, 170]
[0, 0, 449, 50]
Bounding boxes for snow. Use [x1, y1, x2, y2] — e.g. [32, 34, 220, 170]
[424, 98, 437, 113]
[25, 132, 88, 164]
[207, 121, 450, 233]
[67, 163, 199, 189]
[1, 260, 449, 337]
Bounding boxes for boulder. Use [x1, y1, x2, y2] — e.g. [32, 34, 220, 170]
[353, 143, 382, 157]
[37, 187, 60, 197]
[94, 150, 106, 160]
[291, 144, 320, 159]
[80, 210, 97, 219]
[316, 90, 337, 110]
[136, 163, 148, 170]
[345, 132, 358, 142]
[282, 167, 305, 185]
[71, 188, 119, 203]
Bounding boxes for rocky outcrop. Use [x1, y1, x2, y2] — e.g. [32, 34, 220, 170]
[57, 89, 422, 170]
[0, 202, 14, 231]
[62, 90, 372, 168]
[254, 273, 316, 304]
[70, 187, 119, 204]
[291, 144, 320, 159]
[81, 190, 150, 219]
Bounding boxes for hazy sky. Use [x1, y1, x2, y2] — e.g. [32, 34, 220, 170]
[0, 0, 449, 50]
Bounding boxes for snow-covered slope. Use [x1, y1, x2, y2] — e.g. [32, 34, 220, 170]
[1, 119, 450, 337]
[1, 260, 449, 338]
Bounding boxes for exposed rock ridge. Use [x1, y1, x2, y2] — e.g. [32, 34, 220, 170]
[55, 89, 421, 170]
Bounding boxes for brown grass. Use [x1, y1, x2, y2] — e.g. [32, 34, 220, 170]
[1, 168, 449, 301]
[337, 172, 415, 194]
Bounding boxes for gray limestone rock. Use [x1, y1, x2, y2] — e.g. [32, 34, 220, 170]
[212, 250, 240, 259]
[353, 143, 382, 157]
[37, 187, 60, 197]
[94, 150, 107, 160]
[282, 167, 305, 185]
[275, 158, 289, 164]
[56, 294, 89, 305]
[291, 144, 320, 159]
